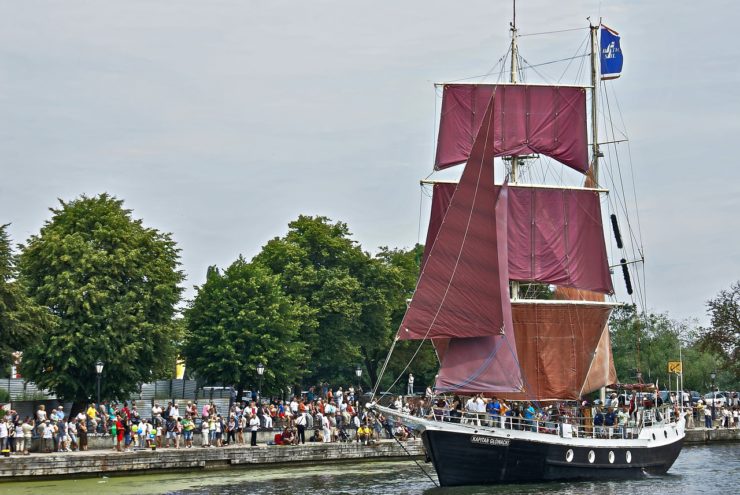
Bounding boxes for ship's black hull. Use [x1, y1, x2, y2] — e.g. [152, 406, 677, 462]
[422, 428, 683, 487]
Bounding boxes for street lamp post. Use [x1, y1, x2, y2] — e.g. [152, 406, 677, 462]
[355, 365, 362, 402]
[95, 361, 104, 406]
[256, 363, 265, 403]
[710, 370, 717, 422]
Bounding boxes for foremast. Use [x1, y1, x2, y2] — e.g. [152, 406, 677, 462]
[509, 3, 521, 301]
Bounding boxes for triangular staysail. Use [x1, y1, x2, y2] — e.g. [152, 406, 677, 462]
[580, 323, 618, 396]
[434, 182, 525, 393]
[398, 95, 514, 341]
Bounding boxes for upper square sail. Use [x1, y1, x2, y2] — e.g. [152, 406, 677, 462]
[435, 84, 589, 173]
[424, 183, 614, 294]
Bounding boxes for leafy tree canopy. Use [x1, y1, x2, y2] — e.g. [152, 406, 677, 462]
[19, 194, 184, 403]
[697, 281, 739, 383]
[253, 216, 435, 391]
[183, 258, 312, 397]
[609, 304, 730, 392]
[373, 245, 438, 394]
[0, 224, 55, 371]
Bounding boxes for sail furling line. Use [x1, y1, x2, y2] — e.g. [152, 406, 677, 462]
[610, 213, 624, 249]
[620, 258, 633, 295]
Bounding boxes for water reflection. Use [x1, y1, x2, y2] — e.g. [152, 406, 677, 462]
[0, 444, 735, 495]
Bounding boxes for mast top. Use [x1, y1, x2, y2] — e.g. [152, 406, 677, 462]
[510, 0, 518, 85]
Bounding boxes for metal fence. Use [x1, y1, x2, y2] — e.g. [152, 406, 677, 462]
[0, 378, 200, 402]
[0, 378, 56, 400]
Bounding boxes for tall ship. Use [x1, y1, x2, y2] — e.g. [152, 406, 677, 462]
[372, 9, 685, 488]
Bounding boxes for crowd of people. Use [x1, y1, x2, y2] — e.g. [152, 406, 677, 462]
[693, 400, 739, 429]
[406, 391, 706, 439]
[0, 384, 418, 455]
[6, 383, 733, 455]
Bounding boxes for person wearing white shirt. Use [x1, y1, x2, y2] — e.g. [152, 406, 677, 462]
[249, 415, 260, 446]
[322, 414, 331, 443]
[0, 421, 8, 451]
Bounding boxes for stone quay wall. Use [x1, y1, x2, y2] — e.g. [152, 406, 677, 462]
[0, 440, 425, 481]
[684, 427, 740, 444]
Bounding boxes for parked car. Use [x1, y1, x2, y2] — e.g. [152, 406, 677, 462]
[703, 391, 729, 407]
[689, 391, 702, 405]
[657, 390, 673, 405]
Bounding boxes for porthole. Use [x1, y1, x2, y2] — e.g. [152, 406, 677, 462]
[608, 451, 615, 464]
[626, 450, 632, 463]
[588, 450, 595, 463]
[565, 449, 574, 462]
[652, 433, 656, 440]
[664, 431, 668, 438]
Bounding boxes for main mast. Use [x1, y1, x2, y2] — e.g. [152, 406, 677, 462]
[590, 20, 600, 184]
[589, 20, 608, 404]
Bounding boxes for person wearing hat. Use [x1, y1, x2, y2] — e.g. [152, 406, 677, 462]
[604, 406, 617, 438]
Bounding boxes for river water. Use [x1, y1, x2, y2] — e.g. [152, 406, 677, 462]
[1, 444, 736, 494]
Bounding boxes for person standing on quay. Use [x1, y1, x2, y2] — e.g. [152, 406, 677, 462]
[295, 411, 306, 444]
[703, 402, 712, 428]
[408, 373, 414, 396]
[249, 414, 260, 446]
[0, 419, 7, 451]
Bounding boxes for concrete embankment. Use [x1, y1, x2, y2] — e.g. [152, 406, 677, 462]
[684, 427, 740, 444]
[0, 440, 425, 481]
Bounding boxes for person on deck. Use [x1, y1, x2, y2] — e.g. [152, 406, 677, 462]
[499, 399, 510, 429]
[523, 402, 536, 432]
[617, 405, 630, 438]
[604, 407, 617, 438]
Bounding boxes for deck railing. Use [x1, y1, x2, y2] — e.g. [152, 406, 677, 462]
[425, 404, 680, 440]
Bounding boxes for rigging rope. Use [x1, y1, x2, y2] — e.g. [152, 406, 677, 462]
[392, 433, 438, 487]
[519, 26, 590, 37]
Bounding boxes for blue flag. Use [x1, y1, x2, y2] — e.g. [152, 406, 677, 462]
[600, 25, 623, 79]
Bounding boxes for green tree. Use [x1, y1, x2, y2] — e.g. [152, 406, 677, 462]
[0, 224, 55, 372]
[609, 304, 728, 392]
[183, 259, 312, 398]
[372, 245, 438, 394]
[696, 281, 739, 385]
[19, 194, 184, 404]
[254, 216, 425, 390]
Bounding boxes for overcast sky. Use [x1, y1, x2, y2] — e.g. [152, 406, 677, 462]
[1, 1, 737, 325]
